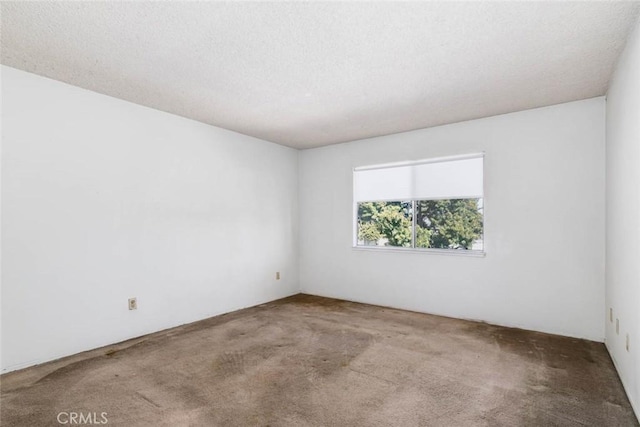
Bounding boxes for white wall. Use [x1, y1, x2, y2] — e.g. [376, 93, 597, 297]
[605, 18, 640, 418]
[299, 98, 606, 341]
[0, 65, 4, 373]
[1, 66, 299, 373]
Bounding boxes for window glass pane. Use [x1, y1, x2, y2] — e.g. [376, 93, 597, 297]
[357, 201, 413, 247]
[415, 198, 483, 250]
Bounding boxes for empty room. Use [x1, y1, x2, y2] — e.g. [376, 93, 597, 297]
[1, 1, 639, 426]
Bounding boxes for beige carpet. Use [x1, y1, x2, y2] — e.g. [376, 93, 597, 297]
[1, 294, 637, 426]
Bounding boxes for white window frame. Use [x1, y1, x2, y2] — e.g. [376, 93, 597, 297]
[352, 153, 486, 257]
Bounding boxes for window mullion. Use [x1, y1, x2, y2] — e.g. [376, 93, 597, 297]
[411, 200, 416, 248]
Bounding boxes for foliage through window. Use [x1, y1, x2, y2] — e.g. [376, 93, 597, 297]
[354, 154, 484, 252]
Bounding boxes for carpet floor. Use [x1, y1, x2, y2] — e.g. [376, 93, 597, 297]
[1, 294, 637, 426]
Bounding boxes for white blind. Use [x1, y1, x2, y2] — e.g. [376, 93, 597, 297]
[353, 155, 483, 202]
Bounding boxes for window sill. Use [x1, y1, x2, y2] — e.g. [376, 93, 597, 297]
[352, 246, 486, 257]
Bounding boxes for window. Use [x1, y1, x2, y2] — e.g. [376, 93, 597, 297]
[353, 154, 484, 253]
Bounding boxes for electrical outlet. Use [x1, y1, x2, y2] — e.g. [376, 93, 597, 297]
[128, 298, 137, 310]
[610, 308, 613, 322]
[616, 318, 619, 335]
[275, 272, 280, 280]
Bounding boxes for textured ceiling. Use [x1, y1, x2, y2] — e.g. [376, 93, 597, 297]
[2, 2, 639, 149]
